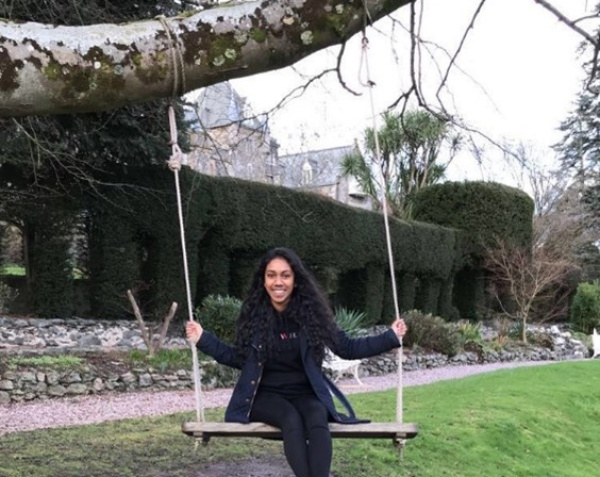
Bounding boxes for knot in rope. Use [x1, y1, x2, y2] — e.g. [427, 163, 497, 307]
[358, 34, 376, 88]
[166, 103, 184, 172]
[167, 148, 183, 172]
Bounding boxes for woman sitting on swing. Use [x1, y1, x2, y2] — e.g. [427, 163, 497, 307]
[186, 247, 407, 477]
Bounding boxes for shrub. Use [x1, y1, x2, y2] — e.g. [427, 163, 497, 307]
[196, 295, 242, 345]
[454, 320, 483, 343]
[491, 316, 514, 340]
[335, 307, 368, 336]
[508, 321, 526, 341]
[402, 309, 462, 357]
[451, 320, 484, 353]
[505, 321, 552, 347]
[570, 281, 600, 334]
[488, 335, 510, 352]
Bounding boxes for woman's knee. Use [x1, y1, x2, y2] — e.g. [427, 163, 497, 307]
[298, 399, 329, 427]
[251, 394, 298, 427]
[280, 410, 304, 431]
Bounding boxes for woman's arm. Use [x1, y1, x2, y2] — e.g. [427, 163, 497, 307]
[331, 318, 407, 360]
[186, 321, 243, 369]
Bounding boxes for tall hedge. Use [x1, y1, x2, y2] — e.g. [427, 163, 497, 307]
[13, 169, 538, 323]
[86, 166, 205, 320]
[88, 204, 141, 319]
[0, 224, 5, 272]
[81, 167, 462, 323]
[412, 181, 533, 255]
[197, 175, 460, 277]
[570, 281, 600, 333]
[30, 207, 74, 317]
[412, 181, 534, 318]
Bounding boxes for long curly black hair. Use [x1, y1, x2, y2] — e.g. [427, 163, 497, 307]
[234, 247, 338, 364]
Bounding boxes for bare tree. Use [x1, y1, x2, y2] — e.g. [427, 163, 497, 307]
[484, 238, 579, 343]
[126, 289, 178, 357]
[506, 142, 600, 278]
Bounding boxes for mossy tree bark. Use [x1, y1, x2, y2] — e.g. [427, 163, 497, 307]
[0, 0, 412, 117]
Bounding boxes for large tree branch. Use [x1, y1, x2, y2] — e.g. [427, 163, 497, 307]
[0, 0, 412, 117]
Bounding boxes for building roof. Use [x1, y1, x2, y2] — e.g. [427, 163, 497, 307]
[185, 81, 267, 132]
[278, 145, 356, 188]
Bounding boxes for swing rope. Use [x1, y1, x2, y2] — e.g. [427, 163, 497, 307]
[160, 7, 408, 445]
[358, 29, 404, 426]
[166, 108, 205, 423]
[159, 14, 205, 423]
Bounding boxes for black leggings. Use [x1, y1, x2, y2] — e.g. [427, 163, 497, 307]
[249, 392, 332, 477]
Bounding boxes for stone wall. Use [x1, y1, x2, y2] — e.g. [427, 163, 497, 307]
[0, 318, 591, 405]
[0, 317, 188, 352]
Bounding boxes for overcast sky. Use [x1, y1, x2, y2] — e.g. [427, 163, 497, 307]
[229, 0, 593, 184]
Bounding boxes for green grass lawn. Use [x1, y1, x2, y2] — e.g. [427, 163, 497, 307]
[0, 360, 598, 477]
[0, 264, 25, 276]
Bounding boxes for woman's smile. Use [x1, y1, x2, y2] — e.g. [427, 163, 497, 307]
[264, 257, 295, 311]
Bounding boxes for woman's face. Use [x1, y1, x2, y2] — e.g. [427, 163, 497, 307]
[264, 257, 295, 312]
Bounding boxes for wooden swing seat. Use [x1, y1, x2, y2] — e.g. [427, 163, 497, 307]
[182, 421, 419, 444]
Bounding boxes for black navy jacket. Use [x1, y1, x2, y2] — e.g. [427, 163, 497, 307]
[197, 327, 401, 423]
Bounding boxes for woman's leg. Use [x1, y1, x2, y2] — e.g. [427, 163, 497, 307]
[292, 396, 332, 477]
[249, 392, 310, 477]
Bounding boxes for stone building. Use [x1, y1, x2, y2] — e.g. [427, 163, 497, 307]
[185, 81, 280, 183]
[185, 81, 371, 210]
[278, 146, 372, 210]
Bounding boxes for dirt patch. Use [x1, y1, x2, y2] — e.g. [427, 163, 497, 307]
[165, 455, 341, 477]
[0, 349, 135, 376]
[172, 455, 297, 477]
[79, 350, 135, 373]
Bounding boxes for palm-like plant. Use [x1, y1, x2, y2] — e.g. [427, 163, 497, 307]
[342, 109, 461, 218]
[334, 306, 368, 336]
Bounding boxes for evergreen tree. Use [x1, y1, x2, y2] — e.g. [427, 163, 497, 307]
[555, 12, 600, 281]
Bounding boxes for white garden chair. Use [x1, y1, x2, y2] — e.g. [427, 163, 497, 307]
[323, 349, 364, 386]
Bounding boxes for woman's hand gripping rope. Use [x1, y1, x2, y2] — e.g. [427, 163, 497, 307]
[390, 318, 407, 340]
[186, 321, 203, 344]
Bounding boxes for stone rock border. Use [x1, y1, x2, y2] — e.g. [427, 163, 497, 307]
[0, 318, 591, 405]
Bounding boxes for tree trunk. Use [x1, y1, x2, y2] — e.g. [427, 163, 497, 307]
[21, 220, 35, 295]
[0, 0, 411, 117]
[520, 313, 528, 344]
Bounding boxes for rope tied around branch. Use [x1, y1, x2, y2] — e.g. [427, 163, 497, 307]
[156, 15, 186, 99]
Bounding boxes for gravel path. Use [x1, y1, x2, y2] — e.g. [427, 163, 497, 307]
[0, 360, 555, 437]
